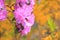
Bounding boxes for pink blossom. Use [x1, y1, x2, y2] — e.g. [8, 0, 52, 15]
[14, 0, 35, 35]
[0, 0, 7, 20]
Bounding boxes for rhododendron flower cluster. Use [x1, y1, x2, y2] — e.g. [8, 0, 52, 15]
[14, 0, 35, 35]
[0, 0, 7, 20]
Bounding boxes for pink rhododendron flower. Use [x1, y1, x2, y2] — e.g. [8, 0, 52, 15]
[0, 0, 7, 20]
[14, 0, 35, 35]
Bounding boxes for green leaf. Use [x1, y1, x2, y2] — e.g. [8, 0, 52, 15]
[47, 18, 56, 32]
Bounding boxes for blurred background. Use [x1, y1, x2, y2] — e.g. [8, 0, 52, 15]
[0, 0, 60, 40]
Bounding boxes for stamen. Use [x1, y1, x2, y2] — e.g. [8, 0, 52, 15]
[19, 2, 22, 7]
[25, 0, 30, 5]
[20, 23, 24, 30]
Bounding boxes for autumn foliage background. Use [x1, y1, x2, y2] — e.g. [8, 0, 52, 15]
[0, 0, 60, 40]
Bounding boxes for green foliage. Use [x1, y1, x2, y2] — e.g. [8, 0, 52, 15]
[47, 18, 56, 32]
